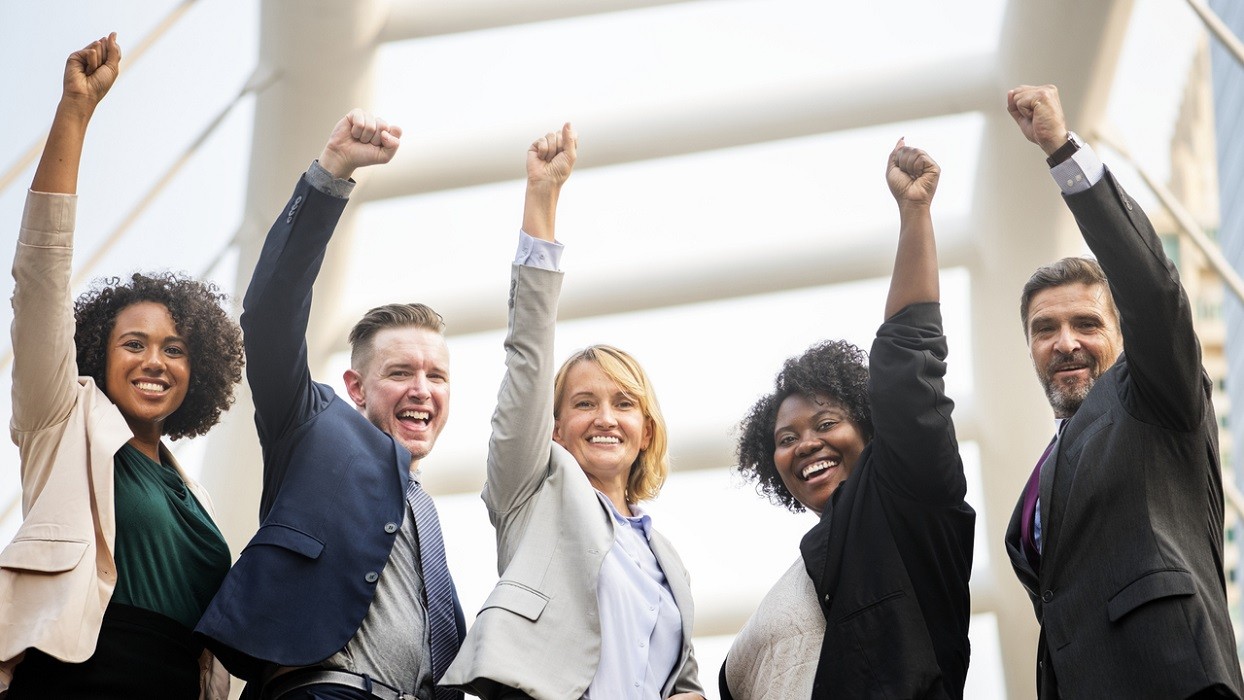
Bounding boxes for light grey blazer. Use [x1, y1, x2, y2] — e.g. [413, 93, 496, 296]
[443, 264, 702, 699]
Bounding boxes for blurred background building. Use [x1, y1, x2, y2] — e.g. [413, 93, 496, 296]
[2, 1, 1243, 697]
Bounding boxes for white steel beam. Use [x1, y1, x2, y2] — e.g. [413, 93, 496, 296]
[323, 218, 974, 354]
[357, 55, 999, 201]
[381, 0, 700, 41]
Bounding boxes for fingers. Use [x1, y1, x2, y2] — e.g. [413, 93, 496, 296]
[891, 141, 938, 179]
[344, 108, 398, 147]
[1007, 83, 1067, 152]
[529, 123, 577, 164]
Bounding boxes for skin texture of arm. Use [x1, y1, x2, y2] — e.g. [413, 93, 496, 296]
[883, 138, 941, 317]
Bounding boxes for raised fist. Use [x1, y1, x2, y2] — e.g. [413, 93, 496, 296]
[318, 109, 402, 180]
[887, 138, 940, 208]
[527, 122, 577, 188]
[1007, 84, 1070, 156]
[64, 33, 121, 107]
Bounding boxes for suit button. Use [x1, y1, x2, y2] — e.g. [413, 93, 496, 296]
[1041, 590, 1054, 603]
[365, 571, 379, 583]
[384, 522, 398, 534]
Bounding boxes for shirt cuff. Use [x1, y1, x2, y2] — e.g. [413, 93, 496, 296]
[1050, 143, 1104, 195]
[515, 229, 564, 271]
[306, 159, 356, 199]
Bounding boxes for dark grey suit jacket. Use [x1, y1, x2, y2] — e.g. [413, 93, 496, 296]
[1004, 171, 1243, 699]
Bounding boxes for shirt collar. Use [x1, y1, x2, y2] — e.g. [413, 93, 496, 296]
[595, 489, 654, 538]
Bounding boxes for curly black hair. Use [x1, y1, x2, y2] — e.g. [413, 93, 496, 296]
[74, 272, 244, 440]
[735, 339, 874, 512]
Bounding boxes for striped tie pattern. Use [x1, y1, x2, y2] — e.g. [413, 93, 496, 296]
[405, 477, 463, 700]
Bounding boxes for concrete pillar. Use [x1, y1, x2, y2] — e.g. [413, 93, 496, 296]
[973, 1, 1133, 696]
[200, 0, 382, 552]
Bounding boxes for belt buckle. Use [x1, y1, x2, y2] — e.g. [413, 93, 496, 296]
[398, 694, 417, 700]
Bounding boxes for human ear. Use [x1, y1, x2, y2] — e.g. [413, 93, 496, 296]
[343, 368, 366, 408]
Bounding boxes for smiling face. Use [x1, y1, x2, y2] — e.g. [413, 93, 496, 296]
[344, 326, 450, 468]
[772, 392, 868, 515]
[104, 301, 191, 438]
[1026, 282, 1123, 418]
[553, 360, 653, 496]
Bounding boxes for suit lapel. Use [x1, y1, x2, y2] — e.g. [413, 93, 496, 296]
[1005, 492, 1039, 593]
[88, 384, 134, 552]
[648, 532, 695, 645]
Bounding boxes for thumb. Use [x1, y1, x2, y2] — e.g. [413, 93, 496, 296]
[561, 122, 578, 162]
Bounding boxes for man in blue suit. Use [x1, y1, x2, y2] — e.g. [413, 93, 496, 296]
[197, 110, 465, 700]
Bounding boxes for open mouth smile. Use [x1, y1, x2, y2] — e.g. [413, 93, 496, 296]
[800, 458, 839, 480]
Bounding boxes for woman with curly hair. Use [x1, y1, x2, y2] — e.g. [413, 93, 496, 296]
[0, 34, 242, 700]
[443, 126, 703, 699]
[721, 141, 975, 699]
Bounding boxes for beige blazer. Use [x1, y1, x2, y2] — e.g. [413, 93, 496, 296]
[444, 264, 702, 699]
[0, 191, 228, 700]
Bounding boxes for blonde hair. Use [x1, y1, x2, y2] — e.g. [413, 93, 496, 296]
[553, 345, 670, 504]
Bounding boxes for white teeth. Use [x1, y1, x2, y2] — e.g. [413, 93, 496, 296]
[399, 410, 429, 420]
[135, 382, 167, 393]
[589, 436, 620, 444]
[801, 460, 836, 479]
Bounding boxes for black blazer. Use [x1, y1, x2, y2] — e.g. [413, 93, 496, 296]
[724, 304, 975, 699]
[196, 175, 464, 680]
[1003, 171, 1243, 699]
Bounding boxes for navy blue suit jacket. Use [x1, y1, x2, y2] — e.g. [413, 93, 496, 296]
[196, 175, 465, 681]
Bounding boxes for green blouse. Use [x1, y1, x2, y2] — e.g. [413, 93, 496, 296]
[110, 443, 231, 630]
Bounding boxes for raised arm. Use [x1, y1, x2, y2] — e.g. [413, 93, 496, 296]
[870, 141, 964, 503]
[883, 138, 940, 317]
[31, 33, 121, 195]
[484, 124, 576, 517]
[1008, 84, 1202, 426]
[523, 122, 577, 242]
[241, 110, 401, 441]
[13, 34, 121, 438]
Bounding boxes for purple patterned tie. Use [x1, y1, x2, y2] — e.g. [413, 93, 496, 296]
[405, 477, 462, 700]
[1020, 435, 1057, 571]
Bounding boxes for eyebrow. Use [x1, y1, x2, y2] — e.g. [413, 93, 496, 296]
[116, 330, 186, 344]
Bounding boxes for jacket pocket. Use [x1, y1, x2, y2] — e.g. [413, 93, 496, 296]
[1107, 568, 1195, 622]
[0, 537, 89, 573]
[244, 523, 324, 559]
[481, 580, 549, 621]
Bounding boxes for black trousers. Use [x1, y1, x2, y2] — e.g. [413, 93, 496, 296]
[8, 603, 201, 700]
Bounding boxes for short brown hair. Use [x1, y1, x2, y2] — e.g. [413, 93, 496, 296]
[553, 345, 669, 505]
[348, 303, 444, 370]
[1020, 257, 1117, 335]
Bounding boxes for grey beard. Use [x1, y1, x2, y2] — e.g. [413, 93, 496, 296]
[1045, 376, 1093, 418]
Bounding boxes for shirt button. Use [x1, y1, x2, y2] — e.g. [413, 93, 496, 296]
[1042, 590, 1054, 603]
[384, 522, 398, 534]
[639, 641, 646, 648]
[365, 571, 379, 583]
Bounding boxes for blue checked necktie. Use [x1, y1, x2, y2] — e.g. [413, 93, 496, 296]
[404, 477, 463, 700]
